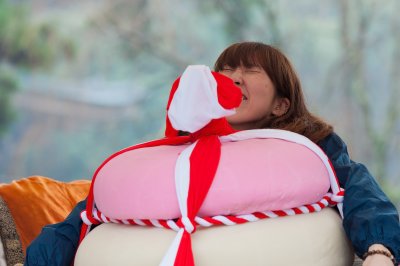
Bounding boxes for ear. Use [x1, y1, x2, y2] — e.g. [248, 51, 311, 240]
[272, 97, 290, 117]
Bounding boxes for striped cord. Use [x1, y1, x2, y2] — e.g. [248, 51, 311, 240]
[81, 190, 344, 232]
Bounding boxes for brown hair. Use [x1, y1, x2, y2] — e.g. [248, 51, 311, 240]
[214, 42, 333, 143]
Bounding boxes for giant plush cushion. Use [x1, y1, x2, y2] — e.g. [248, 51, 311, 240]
[0, 176, 90, 252]
[75, 208, 354, 266]
[94, 138, 331, 220]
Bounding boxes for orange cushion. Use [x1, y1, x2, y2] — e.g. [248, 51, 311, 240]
[0, 176, 90, 253]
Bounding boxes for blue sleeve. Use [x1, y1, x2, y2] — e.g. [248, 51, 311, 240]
[319, 133, 400, 263]
[24, 199, 87, 266]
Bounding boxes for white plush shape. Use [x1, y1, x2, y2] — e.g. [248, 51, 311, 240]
[75, 208, 354, 266]
[167, 65, 235, 133]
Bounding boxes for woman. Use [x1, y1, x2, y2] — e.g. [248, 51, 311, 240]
[25, 42, 399, 265]
[214, 42, 399, 266]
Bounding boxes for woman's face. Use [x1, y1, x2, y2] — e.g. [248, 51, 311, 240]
[219, 65, 284, 130]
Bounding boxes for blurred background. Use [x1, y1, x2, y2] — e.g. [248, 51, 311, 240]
[0, 0, 399, 207]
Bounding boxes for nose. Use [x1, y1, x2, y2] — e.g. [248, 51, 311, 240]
[231, 68, 243, 86]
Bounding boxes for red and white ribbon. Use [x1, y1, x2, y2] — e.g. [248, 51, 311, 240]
[160, 140, 197, 266]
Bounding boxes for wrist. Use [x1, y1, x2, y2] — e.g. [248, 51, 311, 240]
[368, 244, 391, 253]
[364, 244, 396, 265]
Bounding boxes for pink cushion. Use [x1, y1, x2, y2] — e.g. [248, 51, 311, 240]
[94, 138, 330, 220]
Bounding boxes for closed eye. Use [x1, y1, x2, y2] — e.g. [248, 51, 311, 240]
[221, 67, 234, 72]
[244, 67, 262, 73]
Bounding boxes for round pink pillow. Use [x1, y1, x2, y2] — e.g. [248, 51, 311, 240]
[94, 135, 330, 220]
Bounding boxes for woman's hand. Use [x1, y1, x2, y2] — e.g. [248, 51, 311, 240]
[362, 244, 395, 266]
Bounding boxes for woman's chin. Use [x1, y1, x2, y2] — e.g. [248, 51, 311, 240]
[226, 115, 241, 126]
[226, 120, 254, 131]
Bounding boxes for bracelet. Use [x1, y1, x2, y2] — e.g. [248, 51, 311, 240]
[362, 249, 396, 265]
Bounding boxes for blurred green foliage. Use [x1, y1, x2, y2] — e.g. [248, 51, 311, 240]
[0, 69, 17, 136]
[0, 0, 75, 136]
[1, 0, 45, 66]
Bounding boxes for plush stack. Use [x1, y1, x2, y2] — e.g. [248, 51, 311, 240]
[75, 66, 353, 266]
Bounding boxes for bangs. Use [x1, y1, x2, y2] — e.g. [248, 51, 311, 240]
[214, 42, 266, 71]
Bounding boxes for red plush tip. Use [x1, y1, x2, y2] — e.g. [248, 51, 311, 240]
[212, 72, 242, 110]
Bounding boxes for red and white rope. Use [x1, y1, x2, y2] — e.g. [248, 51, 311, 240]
[81, 190, 344, 231]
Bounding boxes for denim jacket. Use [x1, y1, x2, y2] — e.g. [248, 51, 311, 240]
[318, 132, 400, 263]
[25, 132, 400, 265]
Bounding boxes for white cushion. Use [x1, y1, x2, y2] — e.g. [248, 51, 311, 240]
[75, 208, 354, 266]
